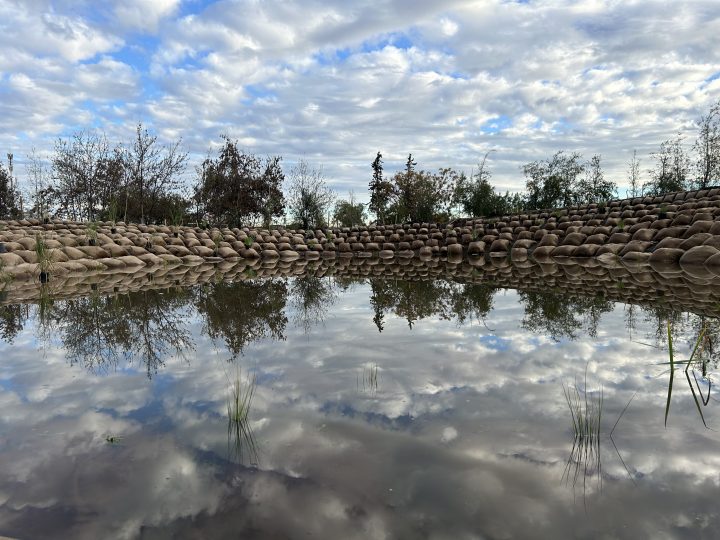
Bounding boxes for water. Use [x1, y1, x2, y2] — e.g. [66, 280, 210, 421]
[1, 259, 719, 539]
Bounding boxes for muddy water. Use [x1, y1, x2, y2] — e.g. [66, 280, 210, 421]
[0, 271, 719, 539]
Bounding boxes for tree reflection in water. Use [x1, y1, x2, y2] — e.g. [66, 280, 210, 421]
[35, 287, 195, 377]
[519, 290, 614, 341]
[196, 279, 288, 360]
[0, 303, 27, 344]
[368, 279, 495, 331]
[289, 274, 338, 334]
[0, 259, 719, 384]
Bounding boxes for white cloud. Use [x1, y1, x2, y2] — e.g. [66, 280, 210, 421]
[114, 0, 181, 33]
[1, 0, 720, 198]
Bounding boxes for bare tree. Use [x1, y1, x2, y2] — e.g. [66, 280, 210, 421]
[287, 159, 334, 229]
[644, 135, 689, 196]
[52, 130, 115, 221]
[693, 100, 720, 189]
[627, 150, 641, 197]
[122, 123, 187, 224]
[26, 148, 53, 219]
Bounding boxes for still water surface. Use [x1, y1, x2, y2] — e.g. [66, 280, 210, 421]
[0, 268, 719, 539]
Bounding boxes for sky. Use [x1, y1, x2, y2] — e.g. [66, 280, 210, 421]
[1, 0, 720, 201]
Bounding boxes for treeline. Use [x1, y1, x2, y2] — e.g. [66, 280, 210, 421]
[368, 100, 720, 222]
[1, 125, 187, 224]
[1, 100, 719, 227]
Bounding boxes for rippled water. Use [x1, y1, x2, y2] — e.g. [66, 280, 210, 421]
[1, 263, 719, 539]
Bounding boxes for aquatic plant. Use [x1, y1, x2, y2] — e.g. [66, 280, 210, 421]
[664, 321, 708, 427]
[227, 370, 259, 465]
[563, 374, 603, 442]
[559, 367, 641, 509]
[86, 222, 99, 245]
[34, 234, 55, 282]
[562, 374, 603, 501]
[36, 283, 55, 337]
[358, 363, 380, 393]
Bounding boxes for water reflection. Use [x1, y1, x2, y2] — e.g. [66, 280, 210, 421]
[226, 368, 259, 466]
[2, 257, 719, 376]
[289, 274, 339, 334]
[0, 303, 26, 343]
[2, 258, 720, 537]
[195, 279, 288, 360]
[35, 288, 195, 377]
[520, 290, 613, 341]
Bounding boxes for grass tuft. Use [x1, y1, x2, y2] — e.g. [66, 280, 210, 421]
[227, 370, 259, 465]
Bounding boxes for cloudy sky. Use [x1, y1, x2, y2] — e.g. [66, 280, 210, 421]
[1, 0, 719, 200]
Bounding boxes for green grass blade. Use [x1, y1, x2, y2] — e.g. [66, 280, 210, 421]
[664, 320, 674, 428]
[685, 370, 708, 428]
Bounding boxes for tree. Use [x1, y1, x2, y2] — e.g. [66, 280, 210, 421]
[26, 148, 55, 219]
[334, 191, 365, 227]
[627, 150, 641, 198]
[287, 159, 334, 229]
[52, 130, 119, 221]
[195, 136, 285, 227]
[576, 154, 616, 204]
[388, 156, 459, 223]
[693, 100, 720, 189]
[0, 157, 20, 219]
[122, 123, 187, 224]
[454, 152, 508, 217]
[368, 151, 393, 223]
[644, 135, 689, 196]
[523, 150, 584, 209]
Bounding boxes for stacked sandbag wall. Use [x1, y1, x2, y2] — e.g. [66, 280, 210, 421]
[2, 187, 720, 282]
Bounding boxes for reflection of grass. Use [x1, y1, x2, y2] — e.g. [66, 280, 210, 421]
[358, 363, 380, 394]
[227, 370, 259, 465]
[665, 321, 709, 428]
[561, 368, 637, 508]
[563, 379, 603, 441]
[562, 373, 603, 501]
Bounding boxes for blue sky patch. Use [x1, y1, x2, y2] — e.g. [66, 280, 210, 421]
[481, 115, 512, 134]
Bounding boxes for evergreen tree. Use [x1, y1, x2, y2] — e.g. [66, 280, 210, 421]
[369, 151, 392, 223]
[0, 159, 20, 219]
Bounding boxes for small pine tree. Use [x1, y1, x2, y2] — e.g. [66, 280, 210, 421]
[0, 159, 20, 219]
[368, 151, 393, 224]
